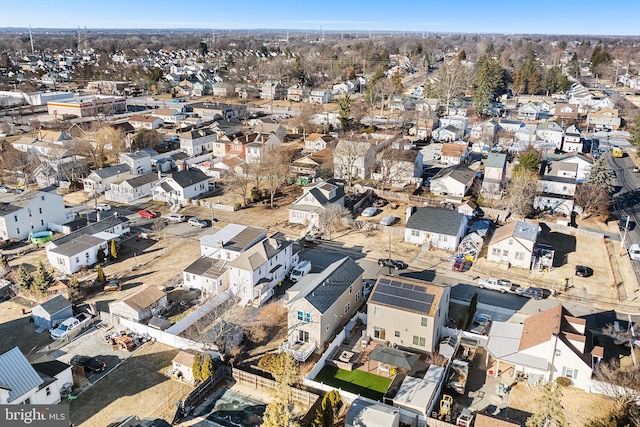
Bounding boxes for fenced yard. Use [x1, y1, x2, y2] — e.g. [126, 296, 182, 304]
[314, 365, 392, 401]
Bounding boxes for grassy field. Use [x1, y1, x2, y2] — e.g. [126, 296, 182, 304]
[315, 366, 391, 401]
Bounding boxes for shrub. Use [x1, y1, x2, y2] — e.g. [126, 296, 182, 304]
[556, 376, 572, 387]
[234, 202, 242, 211]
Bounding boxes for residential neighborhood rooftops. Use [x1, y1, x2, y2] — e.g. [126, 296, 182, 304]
[116, 285, 166, 312]
[406, 206, 465, 236]
[183, 257, 227, 279]
[369, 275, 445, 317]
[201, 223, 266, 253]
[490, 220, 538, 246]
[50, 215, 129, 247]
[169, 168, 209, 187]
[49, 234, 106, 256]
[0, 190, 53, 216]
[32, 360, 71, 378]
[485, 153, 507, 169]
[432, 164, 475, 184]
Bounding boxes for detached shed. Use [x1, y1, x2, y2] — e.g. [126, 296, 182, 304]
[108, 285, 167, 322]
[345, 398, 400, 427]
[31, 295, 72, 329]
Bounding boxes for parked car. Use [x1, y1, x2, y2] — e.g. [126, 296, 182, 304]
[632, 166, 640, 173]
[380, 215, 399, 226]
[378, 258, 408, 270]
[477, 277, 513, 293]
[104, 280, 122, 291]
[362, 279, 376, 297]
[71, 356, 106, 374]
[96, 204, 111, 211]
[361, 207, 378, 217]
[304, 230, 322, 242]
[470, 314, 492, 335]
[188, 217, 208, 228]
[629, 243, 640, 261]
[452, 257, 471, 272]
[619, 216, 635, 231]
[137, 209, 157, 218]
[575, 265, 593, 277]
[515, 286, 544, 300]
[373, 198, 388, 208]
[165, 213, 186, 223]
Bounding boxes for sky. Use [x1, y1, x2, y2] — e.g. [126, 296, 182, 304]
[1, 0, 639, 36]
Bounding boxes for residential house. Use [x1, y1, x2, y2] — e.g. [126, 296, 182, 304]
[332, 80, 359, 95]
[251, 122, 287, 140]
[481, 153, 508, 199]
[260, 81, 286, 100]
[429, 164, 475, 197]
[290, 149, 333, 180]
[470, 118, 498, 142]
[31, 360, 73, 402]
[555, 152, 593, 182]
[0, 347, 67, 404]
[190, 102, 247, 121]
[179, 128, 217, 156]
[534, 174, 576, 216]
[536, 121, 565, 150]
[404, 207, 468, 251]
[119, 151, 152, 175]
[199, 223, 267, 260]
[182, 257, 228, 297]
[287, 83, 309, 102]
[45, 215, 129, 273]
[108, 285, 168, 322]
[553, 103, 579, 122]
[0, 190, 67, 241]
[170, 350, 197, 385]
[210, 136, 229, 158]
[129, 114, 163, 130]
[284, 257, 364, 359]
[244, 133, 282, 164]
[105, 172, 159, 203]
[211, 82, 233, 98]
[151, 108, 187, 124]
[439, 116, 468, 132]
[375, 149, 423, 187]
[288, 179, 345, 228]
[486, 305, 602, 391]
[367, 275, 450, 353]
[486, 220, 538, 269]
[83, 163, 131, 193]
[518, 102, 541, 121]
[227, 233, 295, 306]
[587, 108, 621, 130]
[33, 155, 88, 188]
[333, 138, 377, 182]
[432, 125, 463, 142]
[31, 295, 73, 329]
[420, 142, 443, 166]
[309, 89, 333, 104]
[152, 168, 210, 205]
[235, 85, 260, 99]
[563, 125, 583, 152]
[440, 143, 469, 166]
[304, 133, 336, 152]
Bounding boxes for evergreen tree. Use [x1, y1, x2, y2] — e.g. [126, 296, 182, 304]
[526, 383, 568, 427]
[587, 156, 615, 193]
[514, 148, 541, 174]
[201, 353, 214, 381]
[192, 353, 203, 383]
[513, 43, 541, 94]
[338, 94, 351, 130]
[259, 353, 299, 427]
[473, 56, 508, 116]
[32, 261, 54, 296]
[109, 240, 118, 260]
[629, 111, 640, 149]
[16, 264, 33, 292]
[67, 277, 81, 303]
[96, 264, 106, 283]
[97, 246, 106, 264]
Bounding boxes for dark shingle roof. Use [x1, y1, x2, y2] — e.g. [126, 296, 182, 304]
[288, 257, 363, 314]
[123, 173, 159, 188]
[37, 295, 71, 315]
[406, 206, 465, 235]
[52, 215, 129, 247]
[32, 360, 70, 378]
[170, 169, 209, 188]
[93, 163, 130, 178]
[432, 164, 475, 185]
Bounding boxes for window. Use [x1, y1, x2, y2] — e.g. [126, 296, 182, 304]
[14, 215, 17, 222]
[374, 326, 386, 340]
[326, 324, 330, 331]
[411, 229, 421, 237]
[502, 250, 509, 257]
[562, 367, 578, 379]
[508, 238, 513, 245]
[491, 248, 501, 256]
[41, 196, 45, 201]
[413, 336, 426, 347]
[297, 311, 311, 323]
[421, 317, 428, 327]
[28, 208, 32, 217]
[555, 349, 561, 357]
[373, 306, 381, 316]
[349, 285, 352, 294]
[46, 386, 51, 396]
[394, 331, 401, 338]
[355, 291, 361, 302]
[75, 257, 79, 263]
[86, 252, 90, 259]
[186, 274, 191, 282]
[16, 227, 20, 234]
[344, 302, 350, 313]
[515, 252, 525, 261]
[40, 219, 44, 226]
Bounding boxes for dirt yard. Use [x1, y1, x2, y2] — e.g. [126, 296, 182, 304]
[0, 297, 53, 358]
[508, 382, 615, 426]
[69, 342, 190, 427]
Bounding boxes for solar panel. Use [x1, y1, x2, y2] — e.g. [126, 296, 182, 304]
[370, 277, 437, 314]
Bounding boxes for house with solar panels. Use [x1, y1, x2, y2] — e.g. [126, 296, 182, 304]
[366, 275, 450, 353]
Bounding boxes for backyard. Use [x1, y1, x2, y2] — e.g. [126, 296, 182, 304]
[315, 365, 392, 401]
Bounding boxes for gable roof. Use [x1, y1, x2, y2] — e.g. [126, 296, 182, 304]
[288, 257, 363, 313]
[432, 164, 475, 185]
[200, 223, 266, 253]
[0, 190, 54, 217]
[440, 143, 467, 157]
[519, 305, 586, 351]
[228, 235, 292, 272]
[406, 206, 465, 235]
[92, 163, 131, 179]
[37, 295, 71, 316]
[0, 347, 44, 403]
[170, 168, 209, 188]
[485, 153, 507, 169]
[117, 285, 166, 312]
[489, 221, 538, 247]
[51, 215, 128, 247]
[172, 350, 196, 368]
[32, 360, 71, 378]
[49, 234, 106, 256]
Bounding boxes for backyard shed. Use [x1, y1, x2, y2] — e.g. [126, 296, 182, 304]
[345, 397, 400, 427]
[31, 295, 73, 330]
[108, 285, 168, 322]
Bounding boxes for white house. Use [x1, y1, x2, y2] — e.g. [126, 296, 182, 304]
[151, 108, 187, 124]
[182, 257, 228, 297]
[486, 220, 538, 269]
[119, 151, 152, 175]
[83, 163, 131, 193]
[333, 138, 377, 182]
[227, 233, 295, 306]
[440, 143, 469, 166]
[199, 224, 267, 260]
[309, 89, 333, 104]
[481, 153, 508, 199]
[432, 125, 463, 142]
[129, 114, 163, 129]
[105, 172, 159, 203]
[536, 121, 565, 150]
[518, 102, 541, 121]
[288, 180, 345, 228]
[33, 156, 89, 188]
[152, 168, 210, 205]
[534, 175, 576, 216]
[244, 133, 282, 164]
[486, 305, 602, 391]
[304, 133, 336, 152]
[562, 125, 583, 153]
[429, 164, 475, 197]
[555, 152, 593, 182]
[404, 207, 468, 251]
[179, 128, 217, 156]
[374, 149, 423, 187]
[0, 190, 67, 241]
[108, 285, 168, 322]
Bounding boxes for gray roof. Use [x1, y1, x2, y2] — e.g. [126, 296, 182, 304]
[513, 220, 539, 242]
[369, 346, 419, 370]
[288, 257, 363, 314]
[32, 360, 70, 378]
[344, 398, 400, 427]
[37, 294, 71, 315]
[93, 163, 130, 179]
[485, 153, 507, 169]
[52, 215, 128, 247]
[406, 206, 465, 235]
[432, 164, 475, 185]
[0, 190, 51, 217]
[200, 224, 266, 253]
[0, 347, 44, 403]
[122, 173, 159, 188]
[122, 151, 150, 160]
[180, 128, 216, 140]
[170, 168, 209, 188]
[49, 234, 105, 256]
[183, 257, 227, 279]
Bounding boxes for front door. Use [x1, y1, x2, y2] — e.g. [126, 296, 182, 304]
[298, 330, 309, 343]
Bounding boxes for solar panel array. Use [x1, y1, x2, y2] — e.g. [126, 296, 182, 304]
[370, 277, 435, 314]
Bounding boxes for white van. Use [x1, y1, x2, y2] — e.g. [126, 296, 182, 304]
[290, 260, 312, 282]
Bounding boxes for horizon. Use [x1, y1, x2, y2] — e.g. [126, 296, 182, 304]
[0, 0, 639, 36]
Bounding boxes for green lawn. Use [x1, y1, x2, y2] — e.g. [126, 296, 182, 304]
[314, 365, 392, 401]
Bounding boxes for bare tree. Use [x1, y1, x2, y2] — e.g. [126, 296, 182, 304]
[262, 148, 293, 208]
[424, 60, 470, 115]
[333, 137, 372, 186]
[504, 169, 538, 218]
[574, 183, 610, 220]
[377, 147, 410, 189]
[318, 204, 352, 241]
[225, 169, 252, 207]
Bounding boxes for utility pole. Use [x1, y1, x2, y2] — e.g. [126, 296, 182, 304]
[28, 25, 35, 54]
